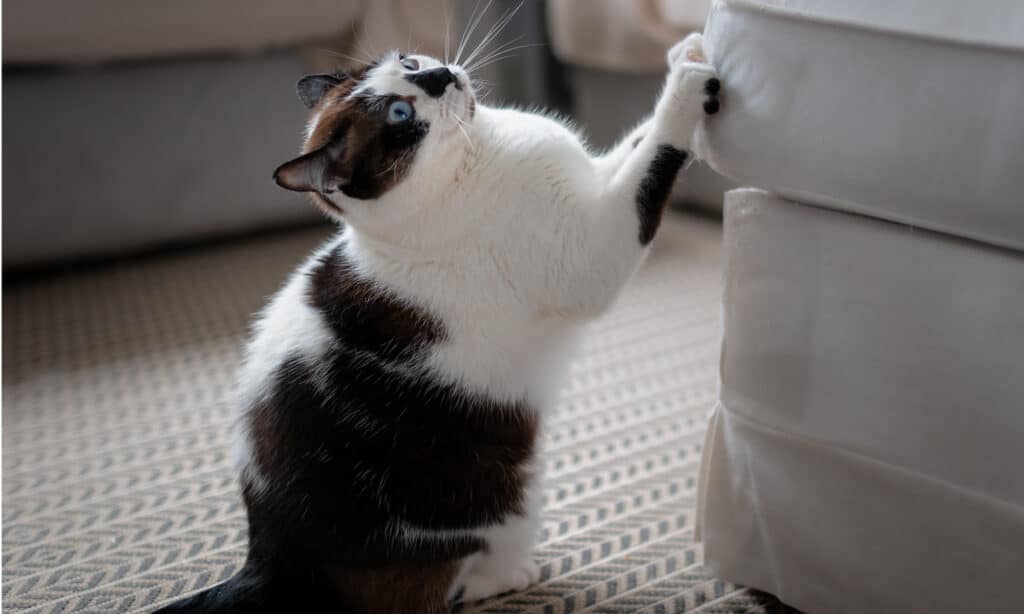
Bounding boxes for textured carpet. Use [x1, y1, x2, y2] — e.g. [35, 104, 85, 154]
[3, 213, 788, 613]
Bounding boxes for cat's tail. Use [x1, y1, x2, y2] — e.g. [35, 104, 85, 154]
[151, 560, 364, 614]
[151, 563, 276, 614]
[152, 558, 452, 613]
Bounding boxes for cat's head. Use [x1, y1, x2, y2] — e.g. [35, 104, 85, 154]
[273, 52, 475, 222]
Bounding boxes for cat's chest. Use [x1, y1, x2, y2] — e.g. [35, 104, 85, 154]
[424, 309, 581, 408]
[342, 233, 582, 406]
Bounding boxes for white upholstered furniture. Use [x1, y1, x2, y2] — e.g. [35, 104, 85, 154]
[696, 1, 1024, 612]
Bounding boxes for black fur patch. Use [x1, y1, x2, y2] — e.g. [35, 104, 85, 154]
[339, 95, 430, 200]
[245, 352, 538, 564]
[703, 78, 721, 115]
[636, 145, 687, 245]
[309, 246, 444, 362]
[193, 246, 541, 612]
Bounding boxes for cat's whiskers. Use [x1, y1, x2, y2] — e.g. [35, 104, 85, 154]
[345, 21, 380, 66]
[455, 0, 495, 65]
[472, 84, 494, 102]
[461, 1, 523, 69]
[360, 27, 385, 62]
[376, 155, 405, 179]
[311, 47, 370, 70]
[443, 0, 452, 64]
[465, 36, 524, 69]
[451, 110, 474, 149]
[465, 41, 544, 74]
[394, 151, 403, 182]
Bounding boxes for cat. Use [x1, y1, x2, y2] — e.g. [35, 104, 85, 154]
[154, 32, 719, 614]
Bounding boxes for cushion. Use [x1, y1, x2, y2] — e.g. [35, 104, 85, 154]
[700, 0, 1024, 251]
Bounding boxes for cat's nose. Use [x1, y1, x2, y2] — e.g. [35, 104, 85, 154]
[406, 67, 457, 98]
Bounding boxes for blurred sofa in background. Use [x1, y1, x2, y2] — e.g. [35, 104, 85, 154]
[3, 0, 448, 269]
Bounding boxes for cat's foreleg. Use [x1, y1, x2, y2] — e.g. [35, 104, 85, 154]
[595, 116, 654, 175]
[550, 34, 719, 317]
[603, 33, 719, 246]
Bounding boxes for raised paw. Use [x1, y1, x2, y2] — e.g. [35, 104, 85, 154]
[668, 32, 706, 66]
[455, 558, 541, 604]
[664, 33, 721, 119]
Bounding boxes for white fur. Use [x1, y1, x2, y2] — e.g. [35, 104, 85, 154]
[231, 238, 339, 490]
[236, 34, 716, 602]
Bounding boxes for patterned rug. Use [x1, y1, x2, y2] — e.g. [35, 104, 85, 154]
[3, 213, 788, 613]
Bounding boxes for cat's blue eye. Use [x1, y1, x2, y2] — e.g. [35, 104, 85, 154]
[400, 57, 419, 71]
[387, 99, 413, 124]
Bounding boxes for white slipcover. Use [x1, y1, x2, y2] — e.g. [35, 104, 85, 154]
[698, 189, 1024, 614]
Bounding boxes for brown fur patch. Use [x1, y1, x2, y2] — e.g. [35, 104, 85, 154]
[302, 65, 369, 152]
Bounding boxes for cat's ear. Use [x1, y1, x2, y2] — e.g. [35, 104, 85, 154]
[296, 73, 347, 109]
[273, 137, 349, 194]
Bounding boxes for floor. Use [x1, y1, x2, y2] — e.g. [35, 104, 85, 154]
[3, 213, 788, 613]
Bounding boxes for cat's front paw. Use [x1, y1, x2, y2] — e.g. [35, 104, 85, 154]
[668, 32, 707, 66]
[455, 558, 540, 604]
[666, 33, 721, 115]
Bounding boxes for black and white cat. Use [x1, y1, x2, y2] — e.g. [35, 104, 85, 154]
[156, 33, 719, 614]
